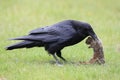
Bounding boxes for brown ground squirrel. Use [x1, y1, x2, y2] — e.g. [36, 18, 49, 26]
[85, 37, 105, 64]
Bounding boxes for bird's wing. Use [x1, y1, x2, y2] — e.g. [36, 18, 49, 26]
[11, 34, 59, 43]
[29, 26, 55, 35]
[14, 23, 76, 43]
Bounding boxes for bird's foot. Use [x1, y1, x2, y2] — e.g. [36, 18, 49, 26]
[55, 61, 63, 66]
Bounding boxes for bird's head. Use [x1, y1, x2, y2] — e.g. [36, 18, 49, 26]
[72, 20, 99, 41]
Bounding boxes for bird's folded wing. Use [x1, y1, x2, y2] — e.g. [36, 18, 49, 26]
[10, 34, 59, 43]
[29, 26, 53, 35]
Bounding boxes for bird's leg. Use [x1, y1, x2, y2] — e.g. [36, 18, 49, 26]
[56, 51, 66, 62]
[52, 54, 60, 64]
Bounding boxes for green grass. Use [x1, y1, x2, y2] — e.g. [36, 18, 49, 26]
[0, 0, 120, 80]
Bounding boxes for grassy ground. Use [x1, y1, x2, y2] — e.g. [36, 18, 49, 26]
[0, 0, 120, 80]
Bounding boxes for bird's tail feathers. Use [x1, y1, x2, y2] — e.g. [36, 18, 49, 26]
[10, 35, 31, 40]
[6, 41, 33, 50]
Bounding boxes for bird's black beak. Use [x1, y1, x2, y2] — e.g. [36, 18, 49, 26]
[88, 31, 98, 41]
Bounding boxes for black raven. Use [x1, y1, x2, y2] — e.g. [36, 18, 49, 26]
[6, 20, 98, 63]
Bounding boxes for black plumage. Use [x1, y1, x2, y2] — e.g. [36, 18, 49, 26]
[6, 20, 98, 63]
